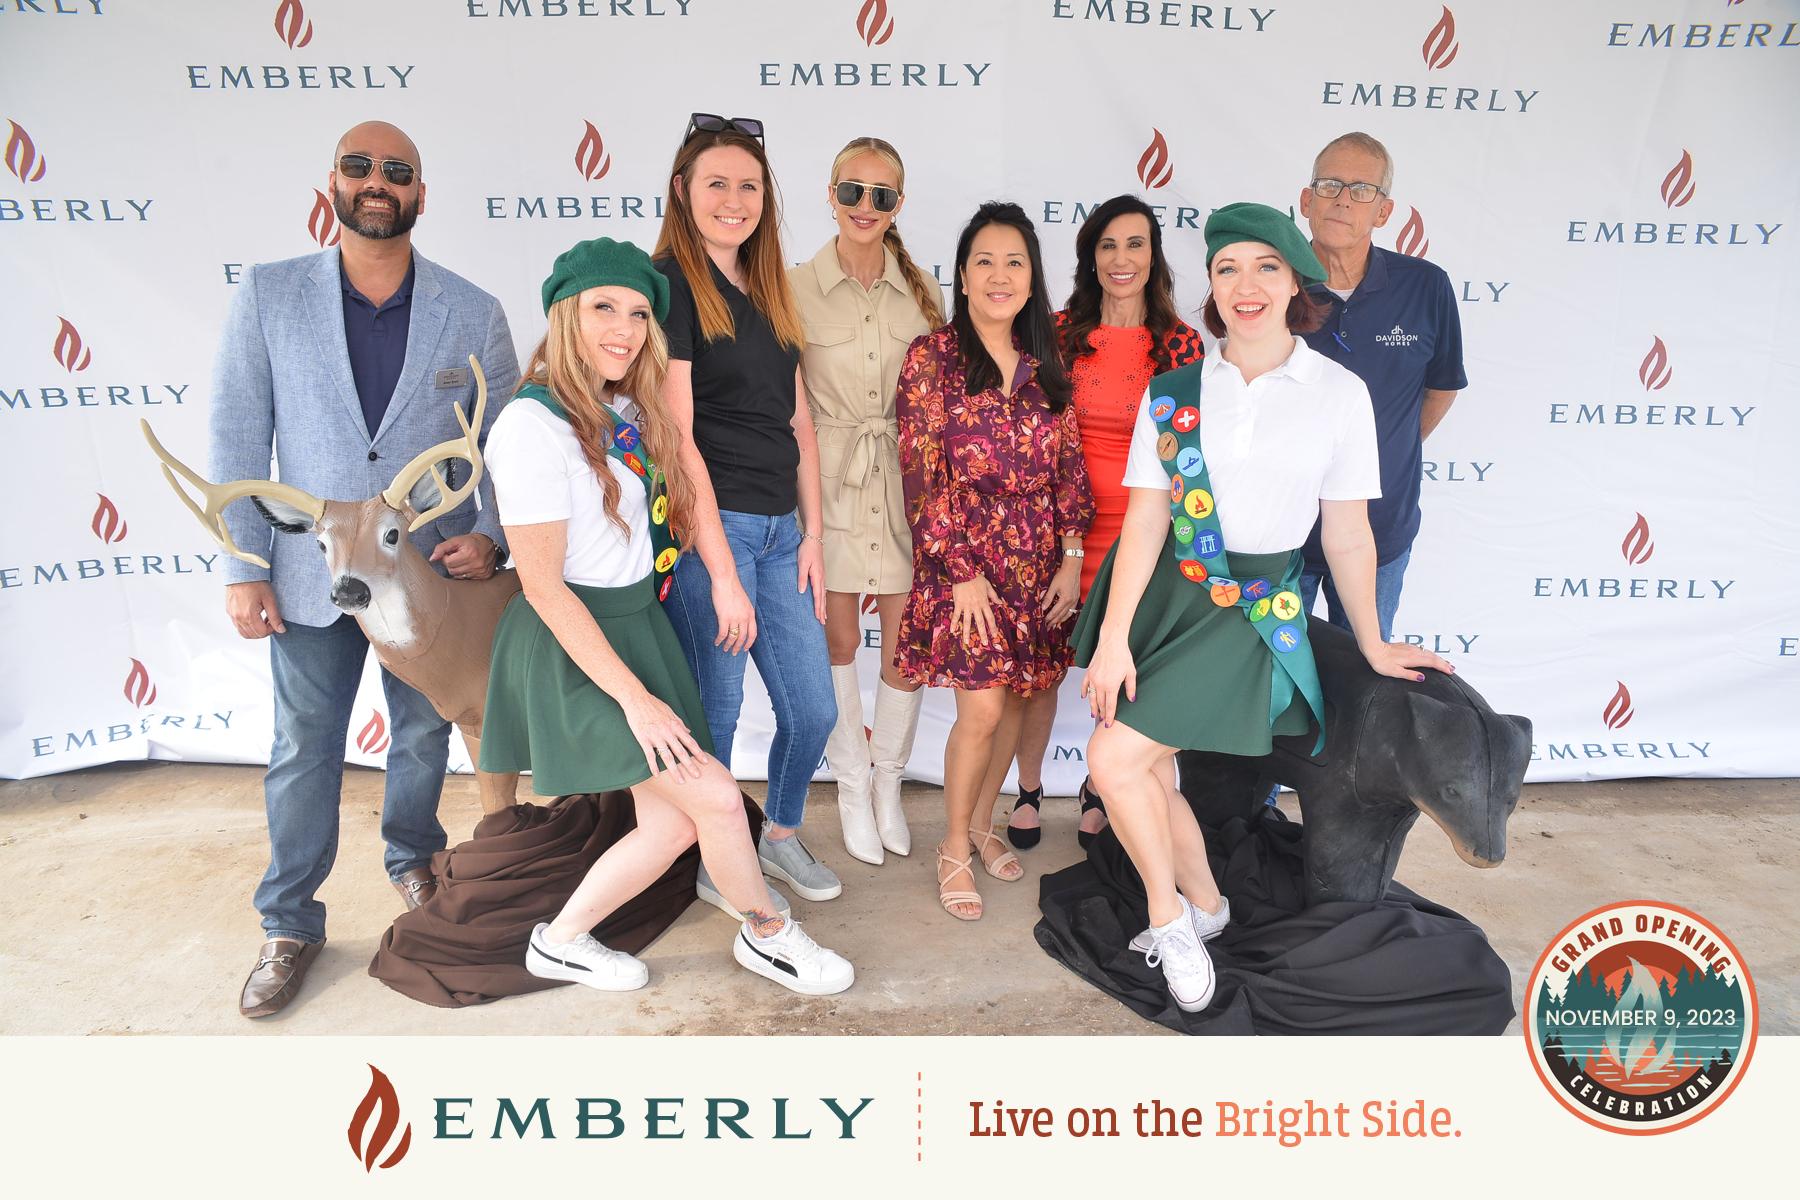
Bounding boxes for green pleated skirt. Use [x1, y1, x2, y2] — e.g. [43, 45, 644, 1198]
[479, 575, 714, 795]
[1070, 535, 1312, 755]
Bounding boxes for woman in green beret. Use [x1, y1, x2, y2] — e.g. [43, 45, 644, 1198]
[1070, 203, 1451, 1014]
[478, 236, 855, 997]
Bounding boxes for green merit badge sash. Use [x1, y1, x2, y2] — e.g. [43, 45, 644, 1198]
[1146, 363, 1327, 752]
[522, 383, 681, 603]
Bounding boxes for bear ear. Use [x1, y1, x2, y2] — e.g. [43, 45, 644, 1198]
[1401, 689, 1480, 741]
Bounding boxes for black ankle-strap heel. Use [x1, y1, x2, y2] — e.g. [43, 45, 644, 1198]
[1006, 786, 1043, 850]
[1077, 778, 1107, 851]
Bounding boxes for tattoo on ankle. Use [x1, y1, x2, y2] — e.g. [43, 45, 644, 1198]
[742, 909, 784, 938]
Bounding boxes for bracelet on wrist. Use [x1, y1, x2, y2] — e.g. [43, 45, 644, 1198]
[1063, 547, 1085, 559]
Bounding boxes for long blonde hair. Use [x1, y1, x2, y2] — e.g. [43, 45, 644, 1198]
[653, 129, 805, 350]
[830, 136, 944, 328]
[520, 296, 696, 542]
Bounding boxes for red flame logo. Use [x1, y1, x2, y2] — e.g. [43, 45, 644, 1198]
[1602, 682, 1634, 730]
[856, 0, 894, 46]
[859, 594, 879, 614]
[274, 0, 314, 49]
[4, 119, 47, 183]
[1660, 149, 1695, 209]
[1620, 513, 1653, 566]
[356, 710, 391, 755]
[53, 316, 92, 373]
[347, 1064, 412, 1172]
[1396, 207, 1430, 257]
[575, 120, 612, 181]
[92, 494, 128, 544]
[1136, 128, 1173, 190]
[1422, 6, 1460, 69]
[1638, 336, 1671, 391]
[123, 659, 157, 708]
[307, 188, 341, 247]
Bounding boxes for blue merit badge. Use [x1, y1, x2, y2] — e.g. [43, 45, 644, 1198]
[1177, 446, 1204, 476]
[1243, 578, 1271, 600]
[1194, 530, 1221, 558]
[612, 421, 641, 452]
[1151, 396, 1176, 423]
[1272, 623, 1302, 653]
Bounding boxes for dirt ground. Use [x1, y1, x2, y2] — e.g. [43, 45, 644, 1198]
[0, 764, 1792, 1036]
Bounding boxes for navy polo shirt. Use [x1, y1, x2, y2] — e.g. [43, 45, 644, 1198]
[1301, 246, 1466, 568]
[341, 255, 415, 437]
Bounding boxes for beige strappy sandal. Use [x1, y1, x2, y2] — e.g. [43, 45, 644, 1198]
[969, 829, 1024, 882]
[935, 845, 983, 921]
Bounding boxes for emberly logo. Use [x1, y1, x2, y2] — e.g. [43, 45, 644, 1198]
[1395, 207, 1429, 257]
[26, 656, 235, 761]
[1, 491, 218, 591]
[307, 187, 341, 247]
[1606, 17, 1798, 50]
[91, 494, 127, 544]
[485, 131, 663, 222]
[54, 317, 93, 372]
[123, 658, 157, 708]
[463, 0, 693, 17]
[1548, 334, 1751, 430]
[0, 120, 155, 224]
[1532, 681, 1711, 765]
[355, 710, 392, 755]
[575, 121, 611, 181]
[1567, 150, 1781, 247]
[1324, 5, 1540, 114]
[1621, 513, 1653, 566]
[349, 1065, 412, 1172]
[5, 318, 189, 416]
[759, 2, 992, 88]
[1532, 515, 1733, 603]
[1375, 324, 1420, 348]
[1137, 129, 1173, 190]
[1048, 1, 1274, 33]
[1602, 681, 1633, 730]
[1638, 336, 1672, 390]
[186, 0, 416, 90]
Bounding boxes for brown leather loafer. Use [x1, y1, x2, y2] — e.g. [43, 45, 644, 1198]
[239, 937, 324, 1018]
[392, 867, 437, 911]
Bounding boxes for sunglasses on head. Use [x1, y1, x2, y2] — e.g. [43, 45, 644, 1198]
[337, 154, 416, 186]
[683, 113, 765, 144]
[835, 179, 900, 213]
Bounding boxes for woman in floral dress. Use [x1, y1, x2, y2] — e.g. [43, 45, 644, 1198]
[894, 202, 1094, 920]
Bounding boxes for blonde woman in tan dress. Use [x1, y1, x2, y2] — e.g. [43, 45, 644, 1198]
[789, 137, 944, 866]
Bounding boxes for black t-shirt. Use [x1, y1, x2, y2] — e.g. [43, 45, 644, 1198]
[656, 257, 802, 516]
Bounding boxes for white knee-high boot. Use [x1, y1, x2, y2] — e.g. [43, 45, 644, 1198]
[868, 680, 921, 856]
[827, 664, 881, 865]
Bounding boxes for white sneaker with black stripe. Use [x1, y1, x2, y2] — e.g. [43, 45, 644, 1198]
[732, 920, 854, 996]
[525, 922, 649, 991]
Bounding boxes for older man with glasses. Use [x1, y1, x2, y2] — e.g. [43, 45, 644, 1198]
[1294, 132, 1466, 643]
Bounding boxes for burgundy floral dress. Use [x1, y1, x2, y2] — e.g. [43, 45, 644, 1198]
[894, 327, 1094, 696]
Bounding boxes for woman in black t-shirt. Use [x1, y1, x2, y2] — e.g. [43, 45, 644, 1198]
[653, 115, 844, 906]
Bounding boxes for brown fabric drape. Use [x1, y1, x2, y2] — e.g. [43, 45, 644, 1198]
[369, 790, 764, 1008]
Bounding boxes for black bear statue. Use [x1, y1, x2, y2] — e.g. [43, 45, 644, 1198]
[1177, 616, 1532, 906]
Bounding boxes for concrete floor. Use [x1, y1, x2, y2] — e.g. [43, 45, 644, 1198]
[0, 764, 1793, 1036]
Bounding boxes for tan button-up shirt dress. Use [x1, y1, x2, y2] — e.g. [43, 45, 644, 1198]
[790, 240, 935, 595]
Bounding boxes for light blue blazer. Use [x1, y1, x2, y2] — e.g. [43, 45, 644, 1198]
[208, 248, 520, 628]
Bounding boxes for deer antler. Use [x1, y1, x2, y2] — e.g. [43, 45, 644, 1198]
[381, 355, 489, 532]
[140, 420, 325, 570]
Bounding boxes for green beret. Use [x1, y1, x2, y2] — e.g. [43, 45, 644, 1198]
[541, 236, 669, 321]
[1203, 202, 1327, 286]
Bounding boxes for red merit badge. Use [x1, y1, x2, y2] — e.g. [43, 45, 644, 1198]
[1171, 406, 1200, 433]
[658, 576, 673, 601]
[1179, 559, 1208, 583]
[623, 452, 646, 476]
[1209, 579, 1241, 607]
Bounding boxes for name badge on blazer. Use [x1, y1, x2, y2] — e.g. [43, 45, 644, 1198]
[434, 367, 470, 389]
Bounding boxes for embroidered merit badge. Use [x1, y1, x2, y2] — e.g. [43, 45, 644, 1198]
[1171, 406, 1200, 433]
[1183, 488, 1215, 519]
[1270, 591, 1301, 621]
[1179, 560, 1208, 583]
[1272, 623, 1301, 652]
[1209, 579, 1240, 607]
[612, 421, 641, 451]
[1243, 578, 1272, 601]
[1177, 447, 1204, 477]
[1157, 432, 1179, 461]
[655, 547, 679, 573]
[1151, 396, 1176, 423]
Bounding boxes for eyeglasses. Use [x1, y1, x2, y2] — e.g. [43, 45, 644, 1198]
[684, 113, 765, 144]
[1311, 178, 1385, 203]
[337, 154, 417, 186]
[834, 179, 900, 213]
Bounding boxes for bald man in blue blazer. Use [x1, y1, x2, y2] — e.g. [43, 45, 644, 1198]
[209, 121, 519, 1017]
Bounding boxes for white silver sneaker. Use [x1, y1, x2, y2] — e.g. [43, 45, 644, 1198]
[732, 920, 855, 996]
[695, 862, 790, 921]
[1130, 894, 1230, 953]
[1138, 909, 1216, 1013]
[525, 922, 649, 991]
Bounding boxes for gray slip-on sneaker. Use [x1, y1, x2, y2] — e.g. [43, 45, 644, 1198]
[757, 832, 843, 902]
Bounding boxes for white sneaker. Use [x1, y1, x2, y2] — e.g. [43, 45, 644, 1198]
[525, 922, 649, 991]
[732, 920, 855, 996]
[1130, 894, 1230, 953]
[1137, 909, 1216, 1013]
[695, 862, 791, 922]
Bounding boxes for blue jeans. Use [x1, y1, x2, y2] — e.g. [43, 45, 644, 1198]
[665, 509, 835, 830]
[256, 615, 450, 943]
[1299, 547, 1412, 644]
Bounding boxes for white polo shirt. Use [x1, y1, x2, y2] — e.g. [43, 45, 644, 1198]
[1121, 336, 1380, 553]
[485, 395, 653, 588]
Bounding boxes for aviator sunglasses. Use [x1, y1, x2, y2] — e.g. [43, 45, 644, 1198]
[337, 153, 417, 186]
[835, 179, 900, 213]
[683, 113, 766, 144]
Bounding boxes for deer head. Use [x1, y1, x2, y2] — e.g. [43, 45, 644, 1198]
[142, 356, 491, 648]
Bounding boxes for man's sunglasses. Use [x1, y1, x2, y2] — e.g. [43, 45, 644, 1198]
[684, 113, 765, 144]
[835, 180, 900, 213]
[337, 154, 417, 186]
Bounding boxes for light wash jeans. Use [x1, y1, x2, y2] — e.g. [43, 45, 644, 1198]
[664, 509, 835, 829]
[256, 615, 450, 943]
[1299, 547, 1413, 645]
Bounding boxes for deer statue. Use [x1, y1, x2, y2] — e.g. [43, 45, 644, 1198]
[142, 355, 524, 815]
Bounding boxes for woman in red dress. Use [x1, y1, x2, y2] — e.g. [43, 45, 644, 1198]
[1007, 195, 1204, 853]
[895, 202, 1094, 920]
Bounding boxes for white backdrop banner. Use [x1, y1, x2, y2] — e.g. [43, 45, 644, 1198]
[3, 0, 1797, 788]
